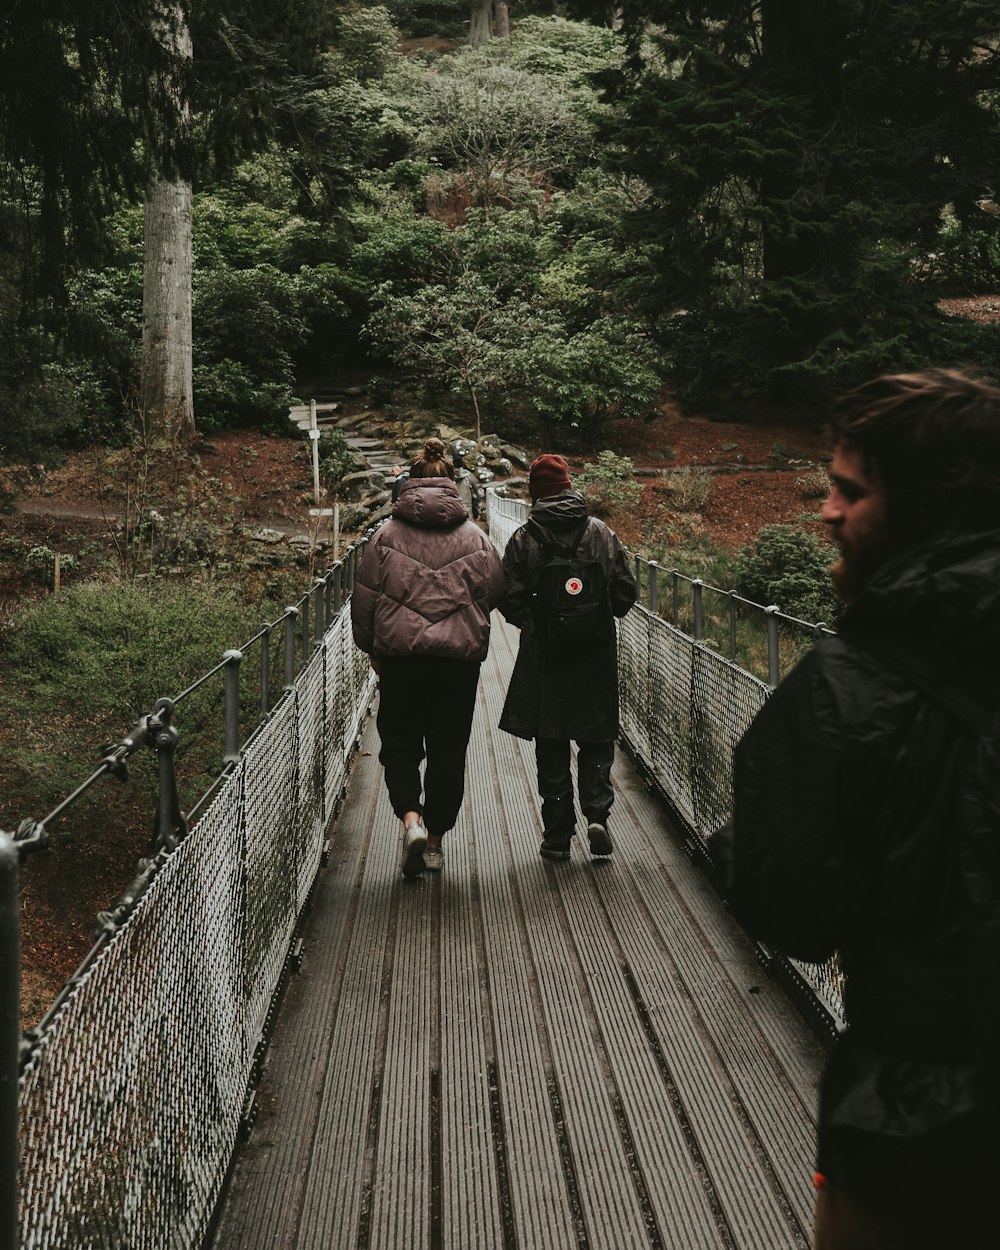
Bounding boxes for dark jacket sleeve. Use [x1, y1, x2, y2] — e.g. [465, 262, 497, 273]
[498, 529, 531, 628]
[608, 532, 639, 618]
[350, 535, 382, 655]
[720, 645, 888, 962]
[484, 536, 504, 610]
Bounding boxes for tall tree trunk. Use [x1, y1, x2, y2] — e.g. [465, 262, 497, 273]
[142, 175, 194, 440]
[466, 381, 482, 445]
[494, 0, 509, 39]
[468, 0, 492, 48]
[142, 4, 195, 442]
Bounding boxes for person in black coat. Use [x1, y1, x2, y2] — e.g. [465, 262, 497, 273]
[713, 369, 1000, 1249]
[499, 454, 638, 860]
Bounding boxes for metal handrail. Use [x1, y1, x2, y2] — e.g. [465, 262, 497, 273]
[3, 531, 375, 1245]
[486, 489, 834, 687]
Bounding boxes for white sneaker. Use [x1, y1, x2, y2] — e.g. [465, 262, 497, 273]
[424, 845, 444, 871]
[400, 822, 427, 877]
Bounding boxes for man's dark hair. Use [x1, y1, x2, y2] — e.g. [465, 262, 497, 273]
[830, 368, 1000, 540]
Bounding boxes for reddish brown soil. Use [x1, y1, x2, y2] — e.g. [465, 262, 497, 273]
[578, 405, 830, 550]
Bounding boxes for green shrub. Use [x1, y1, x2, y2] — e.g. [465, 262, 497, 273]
[576, 450, 641, 517]
[797, 465, 832, 499]
[3, 580, 271, 800]
[734, 524, 839, 624]
[318, 430, 359, 484]
[192, 359, 295, 433]
[664, 466, 713, 512]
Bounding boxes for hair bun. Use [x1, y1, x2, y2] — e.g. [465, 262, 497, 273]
[424, 437, 446, 457]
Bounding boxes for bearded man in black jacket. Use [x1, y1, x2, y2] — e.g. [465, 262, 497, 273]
[715, 369, 1000, 1249]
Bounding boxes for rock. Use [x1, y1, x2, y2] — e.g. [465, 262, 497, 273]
[339, 469, 388, 501]
[450, 436, 478, 460]
[366, 502, 393, 526]
[436, 424, 463, 445]
[500, 443, 530, 469]
[339, 502, 375, 531]
[250, 527, 287, 544]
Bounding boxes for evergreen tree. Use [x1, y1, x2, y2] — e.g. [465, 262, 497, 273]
[0, 0, 183, 290]
[0, 0, 350, 444]
[599, 1, 1000, 410]
[0, 1, 188, 450]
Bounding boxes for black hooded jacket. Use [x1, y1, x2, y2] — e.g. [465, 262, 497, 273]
[716, 528, 1000, 1175]
[498, 490, 638, 741]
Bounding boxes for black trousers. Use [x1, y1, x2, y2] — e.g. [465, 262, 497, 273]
[534, 738, 615, 837]
[376, 656, 481, 838]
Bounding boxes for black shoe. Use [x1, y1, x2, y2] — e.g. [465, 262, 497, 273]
[540, 835, 572, 860]
[587, 822, 614, 856]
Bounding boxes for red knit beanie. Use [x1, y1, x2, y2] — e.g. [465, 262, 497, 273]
[529, 453, 572, 501]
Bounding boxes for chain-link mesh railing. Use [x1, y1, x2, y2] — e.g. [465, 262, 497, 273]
[14, 545, 376, 1250]
[489, 493, 845, 1034]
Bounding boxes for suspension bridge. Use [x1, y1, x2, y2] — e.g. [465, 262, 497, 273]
[7, 494, 841, 1249]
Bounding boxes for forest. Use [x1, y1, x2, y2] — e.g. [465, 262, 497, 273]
[2, 1, 998, 454]
[1, 3, 999, 1016]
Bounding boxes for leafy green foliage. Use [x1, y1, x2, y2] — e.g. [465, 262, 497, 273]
[600, 2, 1000, 408]
[361, 196, 664, 436]
[2, 580, 270, 798]
[664, 466, 712, 512]
[318, 430, 359, 483]
[4, 6, 998, 458]
[0, 0, 184, 282]
[576, 451, 641, 517]
[734, 524, 838, 624]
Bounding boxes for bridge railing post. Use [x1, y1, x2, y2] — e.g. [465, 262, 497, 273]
[313, 579, 325, 647]
[0, 832, 18, 1250]
[223, 651, 243, 768]
[300, 592, 311, 662]
[648, 561, 659, 616]
[728, 591, 739, 661]
[765, 606, 781, 690]
[671, 571, 680, 627]
[259, 624, 271, 723]
[692, 579, 704, 641]
[332, 561, 343, 616]
[283, 608, 298, 690]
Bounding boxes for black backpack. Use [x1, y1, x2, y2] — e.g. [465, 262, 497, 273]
[527, 517, 613, 656]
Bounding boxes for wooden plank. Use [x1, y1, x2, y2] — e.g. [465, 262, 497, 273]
[209, 616, 824, 1250]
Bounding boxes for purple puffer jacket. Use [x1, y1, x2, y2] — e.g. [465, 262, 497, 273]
[351, 477, 504, 662]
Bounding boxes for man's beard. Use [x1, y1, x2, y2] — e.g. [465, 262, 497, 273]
[830, 555, 860, 605]
[830, 539, 889, 605]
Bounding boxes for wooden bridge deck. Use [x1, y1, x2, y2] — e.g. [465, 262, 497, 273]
[209, 618, 824, 1250]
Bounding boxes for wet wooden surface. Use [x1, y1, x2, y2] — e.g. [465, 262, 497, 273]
[210, 617, 824, 1250]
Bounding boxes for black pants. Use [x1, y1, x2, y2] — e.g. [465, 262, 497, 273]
[534, 738, 615, 837]
[376, 656, 481, 838]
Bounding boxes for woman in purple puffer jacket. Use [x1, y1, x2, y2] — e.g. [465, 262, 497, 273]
[352, 438, 504, 877]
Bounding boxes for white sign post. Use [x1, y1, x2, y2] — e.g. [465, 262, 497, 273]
[309, 398, 321, 506]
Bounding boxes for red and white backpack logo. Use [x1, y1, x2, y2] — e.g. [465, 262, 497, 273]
[565, 575, 584, 596]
